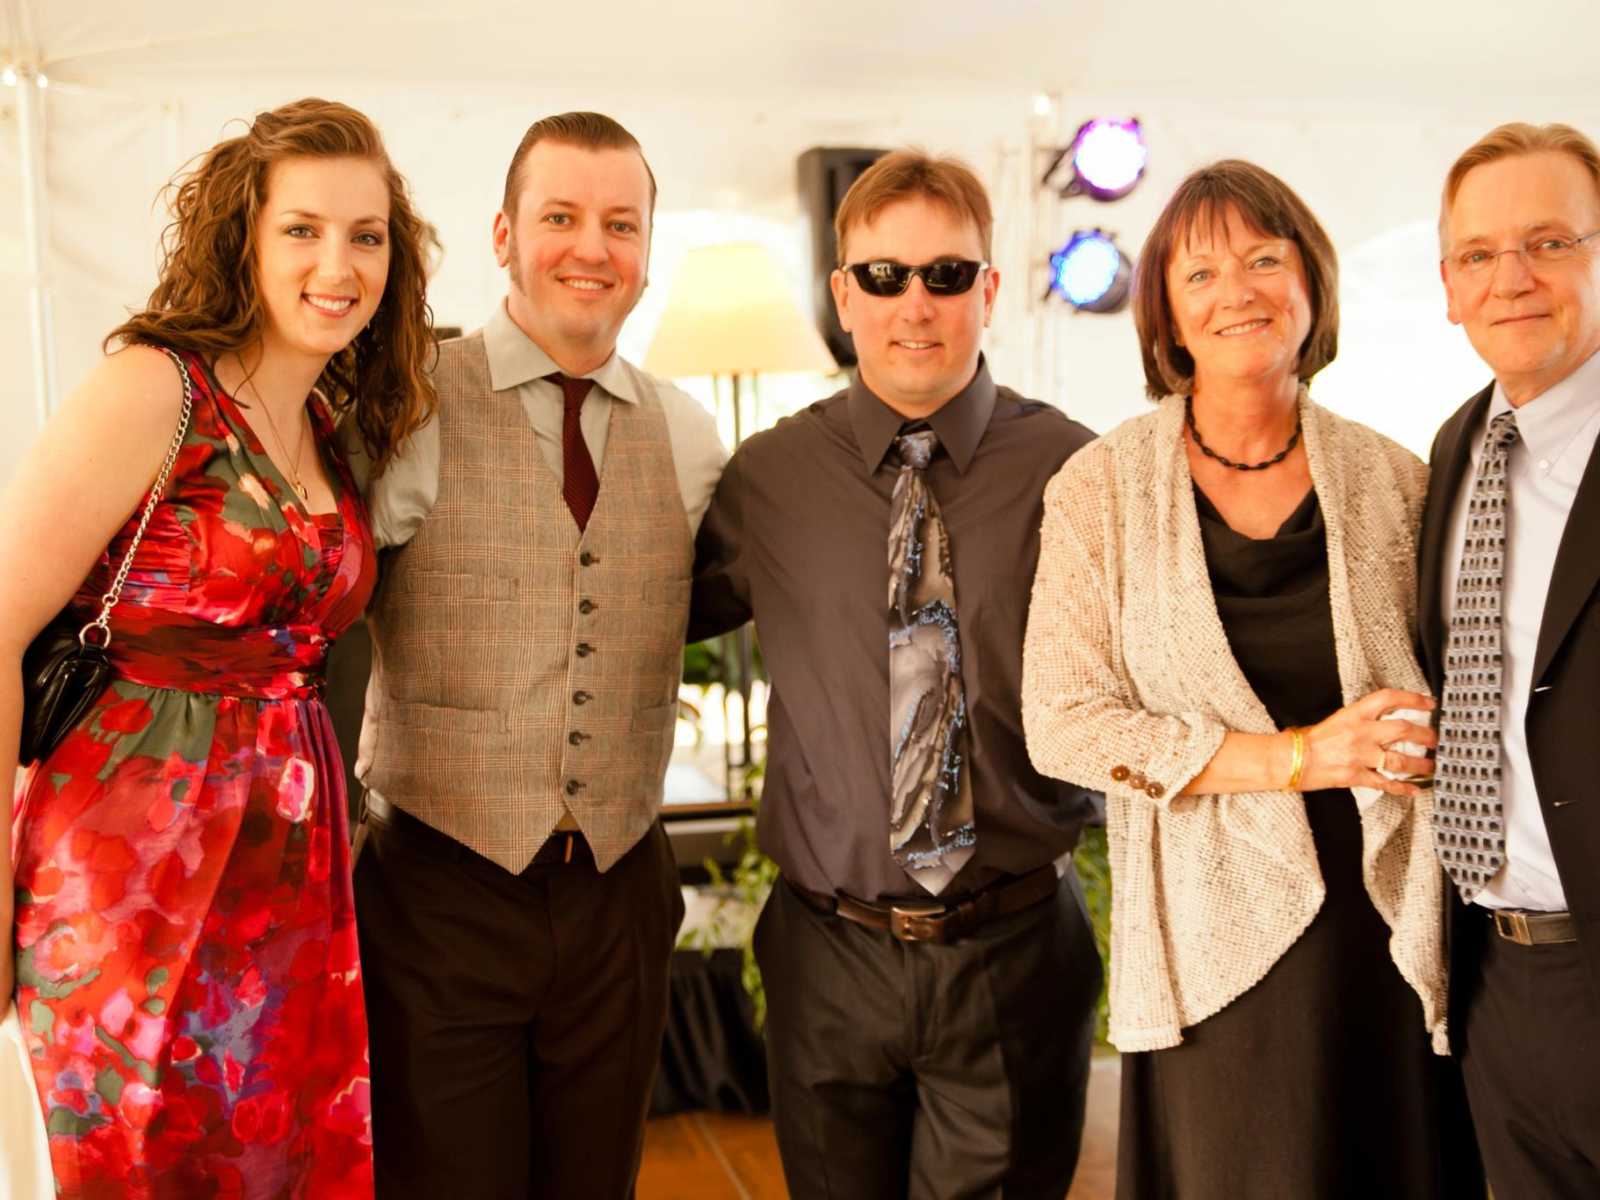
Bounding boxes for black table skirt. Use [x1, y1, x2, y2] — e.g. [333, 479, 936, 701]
[651, 947, 770, 1117]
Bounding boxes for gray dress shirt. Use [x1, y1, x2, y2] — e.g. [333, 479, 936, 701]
[690, 359, 1102, 901]
[365, 302, 727, 549]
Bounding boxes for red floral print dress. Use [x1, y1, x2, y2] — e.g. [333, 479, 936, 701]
[10, 350, 376, 1198]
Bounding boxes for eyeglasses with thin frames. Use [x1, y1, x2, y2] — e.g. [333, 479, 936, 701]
[1442, 229, 1600, 276]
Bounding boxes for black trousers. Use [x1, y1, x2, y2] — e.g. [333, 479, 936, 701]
[1458, 911, 1600, 1199]
[755, 872, 1103, 1200]
[353, 810, 684, 1200]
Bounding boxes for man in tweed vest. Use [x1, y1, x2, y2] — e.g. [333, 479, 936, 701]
[353, 112, 725, 1199]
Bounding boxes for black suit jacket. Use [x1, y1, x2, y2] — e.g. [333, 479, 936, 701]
[1419, 382, 1600, 1012]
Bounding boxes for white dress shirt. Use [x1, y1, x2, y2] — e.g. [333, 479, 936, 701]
[365, 301, 727, 550]
[1441, 349, 1600, 912]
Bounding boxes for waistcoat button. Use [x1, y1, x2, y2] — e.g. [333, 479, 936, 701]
[568, 731, 587, 746]
[576, 643, 593, 657]
[579, 552, 597, 566]
[565, 779, 584, 797]
[573, 690, 591, 705]
[579, 599, 596, 615]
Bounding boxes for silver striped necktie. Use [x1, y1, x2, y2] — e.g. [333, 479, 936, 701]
[887, 429, 976, 894]
[1434, 409, 1519, 902]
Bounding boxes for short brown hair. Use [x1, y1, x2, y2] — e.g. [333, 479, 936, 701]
[502, 111, 657, 220]
[106, 97, 437, 476]
[1133, 159, 1339, 400]
[833, 149, 994, 265]
[1439, 121, 1600, 249]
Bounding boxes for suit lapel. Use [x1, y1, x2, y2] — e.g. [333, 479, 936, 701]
[1418, 385, 1493, 688]
[1532, 429, 1600, 684]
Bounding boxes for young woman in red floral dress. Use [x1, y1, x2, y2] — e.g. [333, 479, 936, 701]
[0, 98, 436, 1197]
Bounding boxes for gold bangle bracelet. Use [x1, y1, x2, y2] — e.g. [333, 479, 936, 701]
[1287, 727, 1306, 792]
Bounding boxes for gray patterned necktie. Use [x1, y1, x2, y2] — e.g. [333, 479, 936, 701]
[1434, 409, 1520, 901]
[888, 429, 976, 894]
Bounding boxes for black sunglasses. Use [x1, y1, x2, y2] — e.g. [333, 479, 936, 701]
[840, 259, 989, 297]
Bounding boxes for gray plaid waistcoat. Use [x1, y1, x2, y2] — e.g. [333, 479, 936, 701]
[360, 333, 692, 872]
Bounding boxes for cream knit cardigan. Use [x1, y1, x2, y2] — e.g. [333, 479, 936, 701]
[1022, 393, 1448, 1055]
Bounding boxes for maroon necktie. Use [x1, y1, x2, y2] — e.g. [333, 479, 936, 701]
[548, 373, 600, 531]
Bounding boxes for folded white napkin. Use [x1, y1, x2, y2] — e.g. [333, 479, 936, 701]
[0, 999, 54, 1200]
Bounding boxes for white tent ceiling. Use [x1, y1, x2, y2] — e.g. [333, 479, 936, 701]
[10, 0, 1596, 103]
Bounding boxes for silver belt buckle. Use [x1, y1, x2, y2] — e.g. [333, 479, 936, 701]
[889, 901, 946, 942]
[1493, 909, 1534, 946]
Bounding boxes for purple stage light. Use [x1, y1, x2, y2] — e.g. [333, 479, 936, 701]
[1043, 118, 1148, 202]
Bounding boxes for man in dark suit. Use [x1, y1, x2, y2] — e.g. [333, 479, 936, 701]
[1420, 121, 1600, 1196]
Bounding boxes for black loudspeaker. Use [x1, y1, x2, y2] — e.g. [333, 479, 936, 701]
[798, 146, 887, 368]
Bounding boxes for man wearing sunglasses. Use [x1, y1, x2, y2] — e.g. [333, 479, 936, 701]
[691, 150, 1103, 1198]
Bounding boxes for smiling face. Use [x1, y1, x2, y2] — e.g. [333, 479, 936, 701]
[1164, 204, 1313, 398]
[829, 195, 999, 418]
[1442, 151, 1600, 405]
[493, 140, 651, 374]
[253, 155, 390, 365]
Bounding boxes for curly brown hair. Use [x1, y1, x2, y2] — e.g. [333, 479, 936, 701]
[106, 97, 437, 475]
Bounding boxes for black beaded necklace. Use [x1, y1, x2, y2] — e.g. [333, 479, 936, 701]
[1185, 396, 1302, 472]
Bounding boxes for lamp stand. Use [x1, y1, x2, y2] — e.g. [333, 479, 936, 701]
[716, 372, 759, 800]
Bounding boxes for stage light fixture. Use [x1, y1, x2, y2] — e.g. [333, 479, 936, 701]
[1043, 118, 1148, 202]
[1048, 230, 1132, 313]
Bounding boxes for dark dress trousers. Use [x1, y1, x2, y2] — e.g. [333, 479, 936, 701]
[1419, 382, 1600, 1195]
[690, 361, 1104, 1199]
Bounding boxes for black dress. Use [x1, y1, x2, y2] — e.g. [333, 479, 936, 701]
[1115, 486, 1479, 1200]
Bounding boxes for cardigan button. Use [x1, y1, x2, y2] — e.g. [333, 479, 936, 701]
[1110, 765, 1131, 782]
[1145, 782, 1164, 799]
[1128, 772, 1147, 790]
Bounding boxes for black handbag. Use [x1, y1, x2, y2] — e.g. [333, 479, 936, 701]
[18, 348, 195, 767]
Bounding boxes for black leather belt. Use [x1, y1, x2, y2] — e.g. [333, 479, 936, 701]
[363, 792, 591, 868]
[1489, 907, 1578, 946]
[788, 865, 1060, 944]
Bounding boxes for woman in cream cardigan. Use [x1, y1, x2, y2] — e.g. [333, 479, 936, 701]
[1022, 161, 1479, 1199]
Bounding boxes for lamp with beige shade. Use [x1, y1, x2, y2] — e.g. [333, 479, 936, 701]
[645, 242, 837, 798]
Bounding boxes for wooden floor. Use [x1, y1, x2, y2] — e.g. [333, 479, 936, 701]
[639, 1055, 1119, 1200]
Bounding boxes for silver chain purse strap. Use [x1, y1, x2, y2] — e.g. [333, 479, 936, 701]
[78, 347, 196, 649]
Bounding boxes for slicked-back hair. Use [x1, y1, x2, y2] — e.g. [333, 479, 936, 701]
[833, 149, 994, 265]
[1133, 159, 1339, 401]
[106, 96, 438, 476]
[1439, 121, 1600, 250]
[501, 111, 657, 220]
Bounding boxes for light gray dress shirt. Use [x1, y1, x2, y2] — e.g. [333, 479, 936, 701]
[1442, 349, 1600, 912]
[366, 301, 727, 550]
